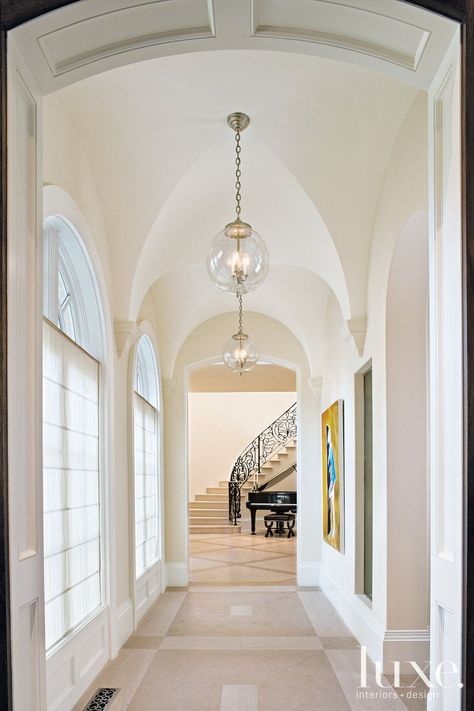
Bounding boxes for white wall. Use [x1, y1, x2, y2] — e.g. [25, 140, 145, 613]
[318, 91, 430, 669]
[188, 391, 296, 499]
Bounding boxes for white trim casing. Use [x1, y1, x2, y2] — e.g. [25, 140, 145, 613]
[7, 38, 47, 711]
[128, 321, 166, 627]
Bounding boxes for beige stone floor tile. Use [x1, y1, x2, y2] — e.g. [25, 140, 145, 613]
[230, 604, 253, 615]
[385, 675, 428, 711]
[188, 585, 297, 593]
[167, 591, 315, 637]
[189, 563, 295, 585]
[127, 649, 349, 711]
[191, 547, 287, 564]
[135, 591, 186, 636]
[326, 649, 409, 710]
[298, 590, 354, 637]
[240, 636, 323, 650]
[320, 635, 360, 650]
[221, 684, 258, 711]
[246, 554, 296, 574]
[200, 532, 295, 547]
[160, 636, 241, 649]
[250, 541, 298, 555]
[189, 541, 232, 553]
[73, 648, 155, 711]
[189, 534, 232, 542]
[123, 635, 162, 649]
[258, 650, 351, 711]
[189, 556, 230, 571]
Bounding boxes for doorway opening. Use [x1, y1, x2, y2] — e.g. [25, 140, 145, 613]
[187, 360, 297, 587]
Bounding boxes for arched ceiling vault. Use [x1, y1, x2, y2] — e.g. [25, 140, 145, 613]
[151, 265, 331, 379]
[52, 49, 420, 323]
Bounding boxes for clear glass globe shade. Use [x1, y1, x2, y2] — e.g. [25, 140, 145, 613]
[223, 333, 258, 373]
[207, 221, 269, 294]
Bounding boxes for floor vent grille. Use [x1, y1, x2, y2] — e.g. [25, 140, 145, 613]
[83, 687, 120, 710]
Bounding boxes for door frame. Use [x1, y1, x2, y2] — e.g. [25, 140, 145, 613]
[0, 1, 473, 710]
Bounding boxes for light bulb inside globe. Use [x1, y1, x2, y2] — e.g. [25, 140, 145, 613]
[223, 332, 258, 373]
[207, 221, 269, 295]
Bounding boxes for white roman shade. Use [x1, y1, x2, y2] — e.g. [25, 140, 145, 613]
[43, 319, 101, 651]
[134, 392, 158, 577]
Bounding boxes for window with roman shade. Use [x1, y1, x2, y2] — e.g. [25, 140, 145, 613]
[42, 216, 104, 651]
[134, 335, 160, 578]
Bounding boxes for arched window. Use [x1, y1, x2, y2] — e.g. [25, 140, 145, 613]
[42, 216, 104, 651]
[134, 335, 160, 578]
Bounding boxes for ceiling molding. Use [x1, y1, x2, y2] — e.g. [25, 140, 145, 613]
[251, 0, 430, 71]
[36, 0, 215, 77]
[11, 0, 459, 94]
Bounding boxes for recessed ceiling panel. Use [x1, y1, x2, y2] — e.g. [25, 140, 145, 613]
[37, 0, 215, 77]
[251, 0, 430, 71]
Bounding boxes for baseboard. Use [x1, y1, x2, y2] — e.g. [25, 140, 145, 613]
[318, 564, 431, 672]
[383, 628, 430, 673]
[165, 562, 188, 587]
[297, 561, 320, 587]
[110, 598, 133, 658]
[318, 563, 385, 663]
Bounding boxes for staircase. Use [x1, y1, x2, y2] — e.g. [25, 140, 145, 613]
[188, 439, 297, 534]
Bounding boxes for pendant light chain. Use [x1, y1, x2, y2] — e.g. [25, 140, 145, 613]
[235, 130, 242, 220]
[238, 293, 243, 334]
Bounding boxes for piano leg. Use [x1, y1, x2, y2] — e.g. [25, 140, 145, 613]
[250, 509, 257, 534]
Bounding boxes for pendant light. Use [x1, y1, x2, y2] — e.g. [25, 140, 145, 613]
[207, 112, 270, 294]
[223, 293, 258, 374]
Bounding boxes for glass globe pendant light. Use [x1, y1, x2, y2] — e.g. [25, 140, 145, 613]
[223, 293, 258, 374]
[207, 112, 269, 295]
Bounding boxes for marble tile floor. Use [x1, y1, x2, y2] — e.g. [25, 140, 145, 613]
[74, 533, 428, 711]
[188, 530, 298, 586]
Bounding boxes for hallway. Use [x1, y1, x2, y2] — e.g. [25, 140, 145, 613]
[74, 534, 427, 711]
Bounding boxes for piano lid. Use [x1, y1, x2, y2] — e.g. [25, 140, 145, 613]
[247, 490, 297, 504]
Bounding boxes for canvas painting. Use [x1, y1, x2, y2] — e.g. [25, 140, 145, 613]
[321, 399, 344, 552]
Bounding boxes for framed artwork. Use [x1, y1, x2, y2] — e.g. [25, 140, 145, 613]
[321, 399, 344, 552]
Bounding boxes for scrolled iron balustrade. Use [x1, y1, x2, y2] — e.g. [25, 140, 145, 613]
[228, 402, 297, 524]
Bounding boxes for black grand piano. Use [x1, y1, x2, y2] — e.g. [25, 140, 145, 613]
[246, 491, 297, 534]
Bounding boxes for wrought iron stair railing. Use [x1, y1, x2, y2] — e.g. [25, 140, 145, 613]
[228, 402, 297, 525]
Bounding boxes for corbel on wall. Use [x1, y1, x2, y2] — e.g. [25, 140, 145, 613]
[162, 378, 176, 398]
[114, 320, 140, 358]
[308, 376, 323, 400]
[340, 318, 367, 357]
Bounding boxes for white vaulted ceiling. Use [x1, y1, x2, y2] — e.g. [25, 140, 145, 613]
[33, 0, 453, 374]
[53, 51, 417, 322]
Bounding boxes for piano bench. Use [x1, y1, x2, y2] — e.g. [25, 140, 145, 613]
[264, 513, 296, 538]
